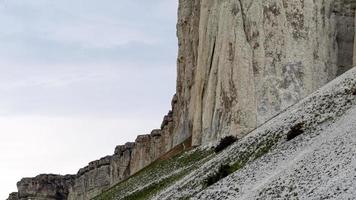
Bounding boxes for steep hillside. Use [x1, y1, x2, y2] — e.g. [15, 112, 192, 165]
[95, 66, 356, 200]
[7, 0, 356, 199]
[93, 148, 212, 200]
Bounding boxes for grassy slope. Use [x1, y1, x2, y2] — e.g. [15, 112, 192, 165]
[92, 148, 213, 200]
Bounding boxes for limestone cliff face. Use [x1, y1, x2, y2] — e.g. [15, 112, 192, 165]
[8, 111, 176, 200]
[12, 174, 75, 200]
[173, 0, 355, 146]
[8, 1, 355, 199]
[67, 111, 176, 200]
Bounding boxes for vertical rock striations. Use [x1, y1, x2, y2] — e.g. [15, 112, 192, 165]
[8, 0, 356, 199]
[174, 0, 355, 146]
[173, 0, 202, 147]
[336, 1, 356, 74]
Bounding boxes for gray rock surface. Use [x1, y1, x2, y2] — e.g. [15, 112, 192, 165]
[8, 1, 356, 199]
[67, 111, 176, 200]
[153, 64, 356, 200]
[12, 109, 177, 200]
[6, 192, 18, 200]
[16, 174, 75, 200]
[354, 8, 356, 65]
[174, 0, 355, 146]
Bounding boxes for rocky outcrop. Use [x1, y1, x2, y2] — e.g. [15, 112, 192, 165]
[68, 156, 112, 200]
[8, 0, 356, 199]
[6, 192, 18, 200]
[14, 174, 75, 200]
[10, 107, 178, 200]
[153, 63, 356, 200]
[67, 109, 179, 200]
[173, 0, 355, 146]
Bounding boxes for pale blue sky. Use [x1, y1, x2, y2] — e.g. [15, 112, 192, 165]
[0, 1, 178, 198]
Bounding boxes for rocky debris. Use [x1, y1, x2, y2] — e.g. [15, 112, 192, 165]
[16, 174, 75, 200]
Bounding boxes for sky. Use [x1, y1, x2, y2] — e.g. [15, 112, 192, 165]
[0, 0, 178, 198]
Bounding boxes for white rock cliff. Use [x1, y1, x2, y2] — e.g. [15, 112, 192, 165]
[8, 0, 355, 199]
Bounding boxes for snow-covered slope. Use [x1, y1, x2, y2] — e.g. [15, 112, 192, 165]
[152, 67, 356, 200]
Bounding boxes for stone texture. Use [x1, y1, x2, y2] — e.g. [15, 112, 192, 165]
[173, 0, 201, 147]
[16, 174, 75, 200]
[154, 64, 356, 200]
[174, 0, 355, 146]
[336, 2, 356, 74]
[110, 142, 134, 185]
[8, 1, 356, 199]
[14, 108, 177, 200]
[67, 110, 177, 200]
[6, 192, 18, 200]
[68, 156, 112, 200]
[354, 8, 356, 65]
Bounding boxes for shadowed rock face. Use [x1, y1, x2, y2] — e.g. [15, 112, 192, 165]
[8, 1, 356, 200]
[15, 174, 75, 200]
[6, 192, 18, 200]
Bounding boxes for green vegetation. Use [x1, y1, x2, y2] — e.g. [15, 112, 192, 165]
[121, 170, 188, 200]
[95, 132, 282, 199]
[93, 149, 213, 200]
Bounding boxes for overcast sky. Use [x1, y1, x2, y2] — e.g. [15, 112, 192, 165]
[0, 0, 178, 198]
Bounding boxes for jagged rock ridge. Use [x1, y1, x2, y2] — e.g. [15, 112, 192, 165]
[7, 0, 356, 199]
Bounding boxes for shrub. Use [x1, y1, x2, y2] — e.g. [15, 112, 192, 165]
[214, 136, 237, 153]
[287, 122, 304, 141]
[352, 89, 356, 96]
[204, 164, 232, 187]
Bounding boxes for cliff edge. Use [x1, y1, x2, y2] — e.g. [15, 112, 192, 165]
[7, 0, 356, 199]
